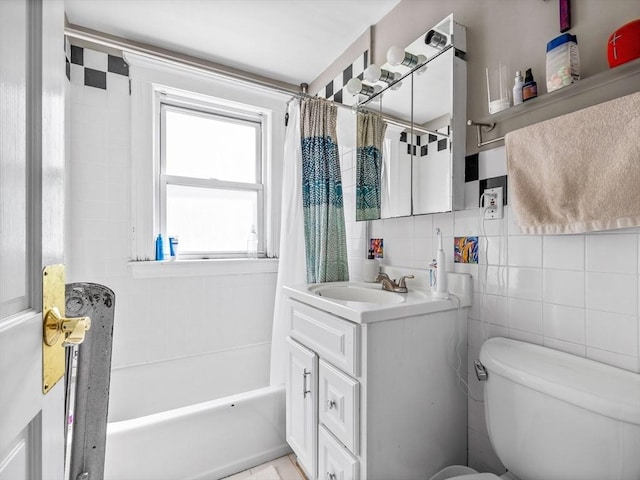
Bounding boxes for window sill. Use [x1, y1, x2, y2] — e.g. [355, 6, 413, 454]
[128, 258, 279, 279]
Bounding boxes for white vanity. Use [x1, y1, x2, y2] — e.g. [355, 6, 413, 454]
[283, 273, 471, 480]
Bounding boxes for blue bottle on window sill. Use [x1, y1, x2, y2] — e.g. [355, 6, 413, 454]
[155, 234, 164, 261]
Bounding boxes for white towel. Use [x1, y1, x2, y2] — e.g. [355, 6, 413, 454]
[506, 91, 640, 234]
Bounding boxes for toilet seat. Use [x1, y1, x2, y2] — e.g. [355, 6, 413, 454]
[428, 465, 503, 480]
[448, 474, 501, 480]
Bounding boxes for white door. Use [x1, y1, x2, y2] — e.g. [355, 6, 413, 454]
[0, 0, 66, 479]
[285, 337, 318, 480]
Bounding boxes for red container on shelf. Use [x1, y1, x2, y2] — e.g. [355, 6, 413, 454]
[608, 19, 640, 68]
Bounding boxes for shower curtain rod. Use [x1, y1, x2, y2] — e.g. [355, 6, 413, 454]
[289, 94, 448, 139]
[64, 24, 301, 97]
[65, 25, 447, 139]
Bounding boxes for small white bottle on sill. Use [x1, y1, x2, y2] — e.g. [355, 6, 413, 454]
[363, 250, 380, 283]
[247, 225, 258, 259]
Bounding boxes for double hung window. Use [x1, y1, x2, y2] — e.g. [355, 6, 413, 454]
[159, 97, 264, 258]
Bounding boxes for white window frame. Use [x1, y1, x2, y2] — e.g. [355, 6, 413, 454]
[125, 51, 288, 273]
[158, 97, 265, 258]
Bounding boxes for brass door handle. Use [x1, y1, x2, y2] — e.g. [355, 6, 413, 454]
[44, 306, 91, 347]
[43, 264, 94, 393]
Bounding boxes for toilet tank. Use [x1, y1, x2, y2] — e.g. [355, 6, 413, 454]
[479, 337, 640, 480]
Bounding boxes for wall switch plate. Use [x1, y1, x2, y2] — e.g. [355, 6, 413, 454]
[483, 187, 503, 219]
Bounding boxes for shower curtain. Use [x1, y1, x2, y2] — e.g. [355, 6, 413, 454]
[270, 98, 349, 385]
[270, 100, 306, 386]
[300, 98, 349, 283]
[356, 111, 387, 221]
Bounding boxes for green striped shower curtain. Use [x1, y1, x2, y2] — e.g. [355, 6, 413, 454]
[300, 98, 349, 283]
[356, 111, 387, 221]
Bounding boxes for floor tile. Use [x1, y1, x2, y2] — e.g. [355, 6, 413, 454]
[222, 455, 305, 480]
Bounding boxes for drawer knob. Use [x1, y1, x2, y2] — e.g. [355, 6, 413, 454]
[327, 473, 336, 480]
[327, 399, 337, 410]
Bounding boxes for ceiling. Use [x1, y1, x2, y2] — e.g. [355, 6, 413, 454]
[64, 0, 401, 86]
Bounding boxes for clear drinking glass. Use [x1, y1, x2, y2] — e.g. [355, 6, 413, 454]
[486, 61, 511, 114]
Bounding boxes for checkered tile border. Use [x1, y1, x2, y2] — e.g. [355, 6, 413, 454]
[399, 129, 449, 157]
[65, 39, 130, 93]
[316, 51, 368, 105]
[464, 148, 509, 209]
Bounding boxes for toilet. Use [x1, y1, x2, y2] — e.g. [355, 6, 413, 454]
[431, 336, 640, 480]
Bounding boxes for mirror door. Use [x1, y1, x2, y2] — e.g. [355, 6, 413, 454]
[351, 14, 466, 220]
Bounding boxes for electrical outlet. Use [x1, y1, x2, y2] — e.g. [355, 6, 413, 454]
[483, 186, 503, 219]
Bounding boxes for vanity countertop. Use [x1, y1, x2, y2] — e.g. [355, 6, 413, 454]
[283, 279, 469, 324]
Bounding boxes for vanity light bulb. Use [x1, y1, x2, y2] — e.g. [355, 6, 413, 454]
[364, 64, 382, 83]
[364, 65, 400, 85]
[425, 29, 448, 50]
[346, 77, 363, 96]
[386, 46, 427, 68]
[386, 46, 405, 66]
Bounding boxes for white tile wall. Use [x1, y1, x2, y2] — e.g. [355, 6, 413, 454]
[368, 145, 640, 475]
[66, 74, 277, 371]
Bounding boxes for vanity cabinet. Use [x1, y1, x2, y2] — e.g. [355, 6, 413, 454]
[284, 297, 467, 480]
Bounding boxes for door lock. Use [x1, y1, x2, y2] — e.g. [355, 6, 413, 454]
[43, 306, 91, 347]
[42, 264, 92, 394]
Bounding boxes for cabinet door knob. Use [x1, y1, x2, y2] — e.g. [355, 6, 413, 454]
[327, 399, 336, 409]
[327, 473, 336, 480]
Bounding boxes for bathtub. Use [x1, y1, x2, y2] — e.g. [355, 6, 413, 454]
[104, 344, 290, 480]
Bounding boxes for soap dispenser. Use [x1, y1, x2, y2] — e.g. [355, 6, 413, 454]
[363, 249, 380, 283]
[433, 228, 449, 299]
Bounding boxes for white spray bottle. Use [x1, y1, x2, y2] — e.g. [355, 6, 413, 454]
[434, 227, 449, 299]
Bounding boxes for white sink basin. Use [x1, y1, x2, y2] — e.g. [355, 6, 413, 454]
[283, 275, 472, 324]
[309, 284, 405, 304]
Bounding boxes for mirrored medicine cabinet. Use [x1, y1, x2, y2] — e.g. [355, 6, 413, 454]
[354, 14, 467, 220]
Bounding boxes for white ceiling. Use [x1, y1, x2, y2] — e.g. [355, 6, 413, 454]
[64, 0, 401, 86]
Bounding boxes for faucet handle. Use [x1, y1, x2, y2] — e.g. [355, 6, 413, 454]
[397, 275, 415, 288]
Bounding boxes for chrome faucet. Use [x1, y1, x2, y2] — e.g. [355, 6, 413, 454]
[375, 273, 415, 293]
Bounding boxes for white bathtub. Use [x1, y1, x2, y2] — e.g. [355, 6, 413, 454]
[104, 344, 290, 480]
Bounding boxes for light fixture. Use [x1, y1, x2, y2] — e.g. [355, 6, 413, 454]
[425, 29, 447, 50]
[363, 64, 401, 85]
[386, 45, 427, 67]
[345, 78, 382, 96]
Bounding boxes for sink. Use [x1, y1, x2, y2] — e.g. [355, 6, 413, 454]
[310, 283, 405, 304]
[284, 275, 471, 323]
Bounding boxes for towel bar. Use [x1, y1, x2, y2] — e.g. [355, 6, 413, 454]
[467, 120, 505, 148]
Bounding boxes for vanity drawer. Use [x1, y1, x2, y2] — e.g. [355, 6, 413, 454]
[318, 424, 359, 480]
[319, 360, 359, 455]
[289, 300, 359, 377]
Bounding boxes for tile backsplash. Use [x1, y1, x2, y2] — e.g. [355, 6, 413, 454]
[364, 145, 640, 474]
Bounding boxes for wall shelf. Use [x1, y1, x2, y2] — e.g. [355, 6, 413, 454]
[468, 57, 640, 148]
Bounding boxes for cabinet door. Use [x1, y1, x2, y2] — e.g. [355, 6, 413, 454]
[286, 337, 318, 480]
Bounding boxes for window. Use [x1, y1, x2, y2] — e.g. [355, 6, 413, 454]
[126, 52, 286, 266]
[159, 97, 264, 258]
